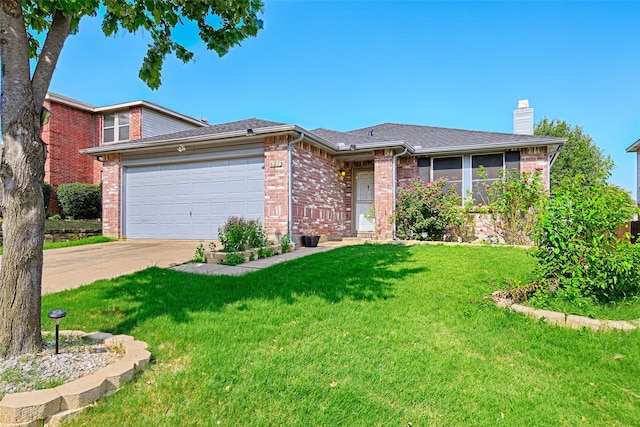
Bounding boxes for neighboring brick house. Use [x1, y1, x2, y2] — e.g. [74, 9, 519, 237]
[626, 137, 640, 205]
[40, 92, 208, 213]
[81, 100, 565, 243]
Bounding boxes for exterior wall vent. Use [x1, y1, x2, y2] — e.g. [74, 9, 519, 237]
[513, 99, 534, 135]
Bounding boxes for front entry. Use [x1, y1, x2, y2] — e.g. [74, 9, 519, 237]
[355, 170, 375, 233]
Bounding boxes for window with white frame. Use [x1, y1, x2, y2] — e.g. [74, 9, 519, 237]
[103, 111, 130, 143]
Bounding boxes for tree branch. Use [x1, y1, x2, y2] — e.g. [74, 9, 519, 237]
[31, 9, 71, 108]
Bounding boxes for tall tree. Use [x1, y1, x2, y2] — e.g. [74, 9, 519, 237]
[0, 0, 263, 357]
[535, 117, 613, 190]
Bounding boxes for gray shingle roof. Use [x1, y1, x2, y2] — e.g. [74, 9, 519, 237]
[135, 118, 287, 144]
[345, 122, 562, 151]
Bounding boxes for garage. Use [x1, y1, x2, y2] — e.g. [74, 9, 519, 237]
[123, 156, 264, 239]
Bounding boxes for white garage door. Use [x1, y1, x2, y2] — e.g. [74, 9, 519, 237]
[124, 157, 264, 239]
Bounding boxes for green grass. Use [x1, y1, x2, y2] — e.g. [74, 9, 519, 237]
[0, 236, 114, 255]
[41, 244, 640, 426]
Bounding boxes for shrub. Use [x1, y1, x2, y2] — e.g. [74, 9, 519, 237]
[56, 183, 102, 219]
[280, 233, 292, 254]
[479, 168, 547, 245]
[445, 202, 476, 243]
[193, 243, 206, 263]
[43, 182, 52, 211]
[218, 216, 266, 252]
[394, 178, 461, 240]
[533, 176, 640, 303]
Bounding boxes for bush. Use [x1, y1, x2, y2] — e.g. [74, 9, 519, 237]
[43, 182, 52, 210]
[394, 178, 461, 240]
[218, 216, 266, 252]
[533, 176, 640, 303]
[480, 168, 547, 245]
[56, 183, 102, 219]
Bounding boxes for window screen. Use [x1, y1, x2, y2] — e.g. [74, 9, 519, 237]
[418, 157, 431, 182]
[472, 153, 503, 204]
[433, 156, 462, 196]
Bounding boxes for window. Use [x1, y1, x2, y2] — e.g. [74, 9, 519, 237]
[471, 153, 503, 204]
[433, 156, 462, 196]
[103, 112, 130, 143]
[417, 157, 431, 182]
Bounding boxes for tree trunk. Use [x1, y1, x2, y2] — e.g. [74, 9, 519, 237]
[0, 2, 48, 357]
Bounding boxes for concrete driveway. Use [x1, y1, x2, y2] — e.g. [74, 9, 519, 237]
[40, 240, 198, 295]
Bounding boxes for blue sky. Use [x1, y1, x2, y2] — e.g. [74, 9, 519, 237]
[48, 1, 640, 198]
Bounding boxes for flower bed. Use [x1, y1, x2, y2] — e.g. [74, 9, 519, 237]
[205, 243, 294, 264]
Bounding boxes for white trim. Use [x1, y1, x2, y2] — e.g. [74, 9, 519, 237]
[45, 92, 207, 128]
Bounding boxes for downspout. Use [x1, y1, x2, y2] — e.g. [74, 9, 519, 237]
[392, 146, 409, 240]
[288, 132, 305, 244]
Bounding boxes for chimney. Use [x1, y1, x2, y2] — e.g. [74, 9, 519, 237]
[513, 99, 534, 135]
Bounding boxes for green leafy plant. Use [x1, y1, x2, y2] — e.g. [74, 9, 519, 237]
[56, 183, 102, 219]
[220, 252, 245, 266]
[532, 175, 640, 303]
[258, 246, 276, 259]
[445, 201, 476, 243]
[280, 233, 292, 254]
[394, 178, 461, 240]
[478, 168, 547, 245]
[193, 243, 206, 263]
[218, 216, 267, 252]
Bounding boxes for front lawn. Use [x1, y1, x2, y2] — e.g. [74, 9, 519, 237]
[42, 244, 640, 426]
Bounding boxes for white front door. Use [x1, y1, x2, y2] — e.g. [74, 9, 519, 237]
[355, 170, 375, 232]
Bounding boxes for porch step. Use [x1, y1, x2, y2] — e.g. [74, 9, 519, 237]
[355, 232, 375, 239]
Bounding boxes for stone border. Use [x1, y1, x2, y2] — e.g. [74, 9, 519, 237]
[492, 296, 640, 331]
[0, 331, 150, 426]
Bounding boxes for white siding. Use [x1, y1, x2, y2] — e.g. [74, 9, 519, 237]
[637, 152, 640, 204]
[141, 108, 203, 138]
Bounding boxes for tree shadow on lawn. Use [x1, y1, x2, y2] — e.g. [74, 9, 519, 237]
[44, 244, 425, 336]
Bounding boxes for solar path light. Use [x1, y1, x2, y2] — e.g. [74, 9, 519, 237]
[47, 309, 67, 355]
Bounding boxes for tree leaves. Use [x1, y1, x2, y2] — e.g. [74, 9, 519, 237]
[21, 0, 264, 89]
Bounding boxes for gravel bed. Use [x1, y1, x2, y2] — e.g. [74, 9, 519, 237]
[0, 336, 124, 397]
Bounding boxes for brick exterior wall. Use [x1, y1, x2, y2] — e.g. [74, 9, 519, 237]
[291, 141, 348, 241]
[101, 153, 121, 238]
[520, 146, 549, 188]
[129, 106, 143, 140]
[263, 135, 290, 240]
[42, 100, 100, 214]
[373, 149, 394, 240]
[397, 156, 417, 186]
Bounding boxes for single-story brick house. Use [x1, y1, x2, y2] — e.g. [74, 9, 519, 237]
[626, 137, 640, 204]
[79, 99, 565, 243]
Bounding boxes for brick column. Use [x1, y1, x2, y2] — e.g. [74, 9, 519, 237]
[264, 135, 291, 240]
[129, 106, 143, 140]
[102, 153, 121, 238]
[374, 149, 394, 239]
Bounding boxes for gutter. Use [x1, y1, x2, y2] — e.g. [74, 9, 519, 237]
[392, 146, 409, 240]
[288, 132, 305, 244]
